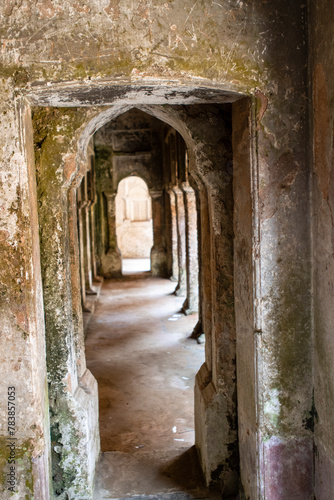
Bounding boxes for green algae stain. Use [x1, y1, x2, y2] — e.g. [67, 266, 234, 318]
[0, 438, 35, 498]
[32, 106, 97, 498]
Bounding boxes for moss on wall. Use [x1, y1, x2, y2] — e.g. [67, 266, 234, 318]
[32, 106, 98, 498]
[0, 437, 35, 498]
[0, 0, 306, 96]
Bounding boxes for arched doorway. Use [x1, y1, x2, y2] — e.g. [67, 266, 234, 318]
[115, 176, 153, 274]
[32, 92, 254, 499]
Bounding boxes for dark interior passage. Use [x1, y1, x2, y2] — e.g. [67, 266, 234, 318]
[85, 275, 217, 499]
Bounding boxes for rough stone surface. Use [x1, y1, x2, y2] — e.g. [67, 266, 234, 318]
[232, 97, 257, 499]
[0, 98, 52, 500]
[309, 1, 334, 497]
[33, 107, 101, 499]
[182, 183, 199, 314]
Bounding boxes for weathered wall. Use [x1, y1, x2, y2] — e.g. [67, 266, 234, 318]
[233, 97, 257, 499]
[94, 109, 165, 192]
[0, 95, 52, 500]
[309, 1, 334, 497]
[0, 1, 273, 88]
[0, 0, 314, 498]
[33, 107, 101, 499]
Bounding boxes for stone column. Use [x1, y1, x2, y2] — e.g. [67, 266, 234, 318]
[173, 186, 187, 296]
[68, 187, 87, 377]
[167, 188, 179, 282]
[33, 107, 100, 499]
[77, 201, 85, 302]
[150, 190, 168, 277]
[84, 201, 97, 294]
[0, 98, 52, 499]
[77, 197, 91, 311]
[182, 182, 199, 314]
[101, 192, 122, 278]
[94, 192, 107, 274]
[194, 179, 237, 494]
[196, 186, 212, 353]
[89, 203, 100, 281]
[255, 97, 313, 497]
[232, 94, 312, 499]
[87, 163, 100, 283]
[232, 98, 258, 499]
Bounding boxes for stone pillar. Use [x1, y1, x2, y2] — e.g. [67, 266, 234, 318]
[232, 94, 312, 499]
[150, 190, 168, 277]
[197, 186, 212, 357]
[84, 201, 97, 294]
[33, 107, 100, 499]
[89, 203, 100, 281]
[232, 98, 258, 499]
[68, 188, 87, 377]
[101, 192, 122, 278]
[190, 180, 204, 342]
[195, 179, 237, 495]
[256, 97, 313, 497]
[167, 188, 179, 282]
[77, 202, 86, 307]
[94, 192, 107, 274]
[0, 98, 52, 499]
[173, 186, 187, 296]
[182, 182, 199, 314]
[77, 175, 97, 309]
[87, 162, 100, 283]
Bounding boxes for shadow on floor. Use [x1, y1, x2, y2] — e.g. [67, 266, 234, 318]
[160, 446, 206, 492]
[94, 446, 222, 500]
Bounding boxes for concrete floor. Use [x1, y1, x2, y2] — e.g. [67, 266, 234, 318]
[85, 274, 219, 500]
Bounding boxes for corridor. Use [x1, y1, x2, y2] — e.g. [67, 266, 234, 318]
[85, 274, 217, 499]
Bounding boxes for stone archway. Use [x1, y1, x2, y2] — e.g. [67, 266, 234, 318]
[115, 176, 153, 261]
[28, 86, 258, 498]
[84, 101, 241, 494]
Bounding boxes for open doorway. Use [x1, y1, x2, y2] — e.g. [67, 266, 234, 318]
[85, 107, 212, 497]
[33, 93, 249, 499]
[83, 103, 237, 497]
[115, 176, 153, 275]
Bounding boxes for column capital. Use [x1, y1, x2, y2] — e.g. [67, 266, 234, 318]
[149, 189, 164, 200]
[181, 182, 195, 194]
[172, 185, 183, 196]
[104, 191, 117, 201]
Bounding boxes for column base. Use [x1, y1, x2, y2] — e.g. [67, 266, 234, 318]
[50, 369, 100, 500]
[260, 434, 313, 499]
[151, 246, 168, 277]
[174, 284, 187, 296]
[315, 439, 334, 499]
[100, 250, 122, 278]
[190, 321, 203, 339]
[195, 363, 239, 496]
[182, 298, 198, 315]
